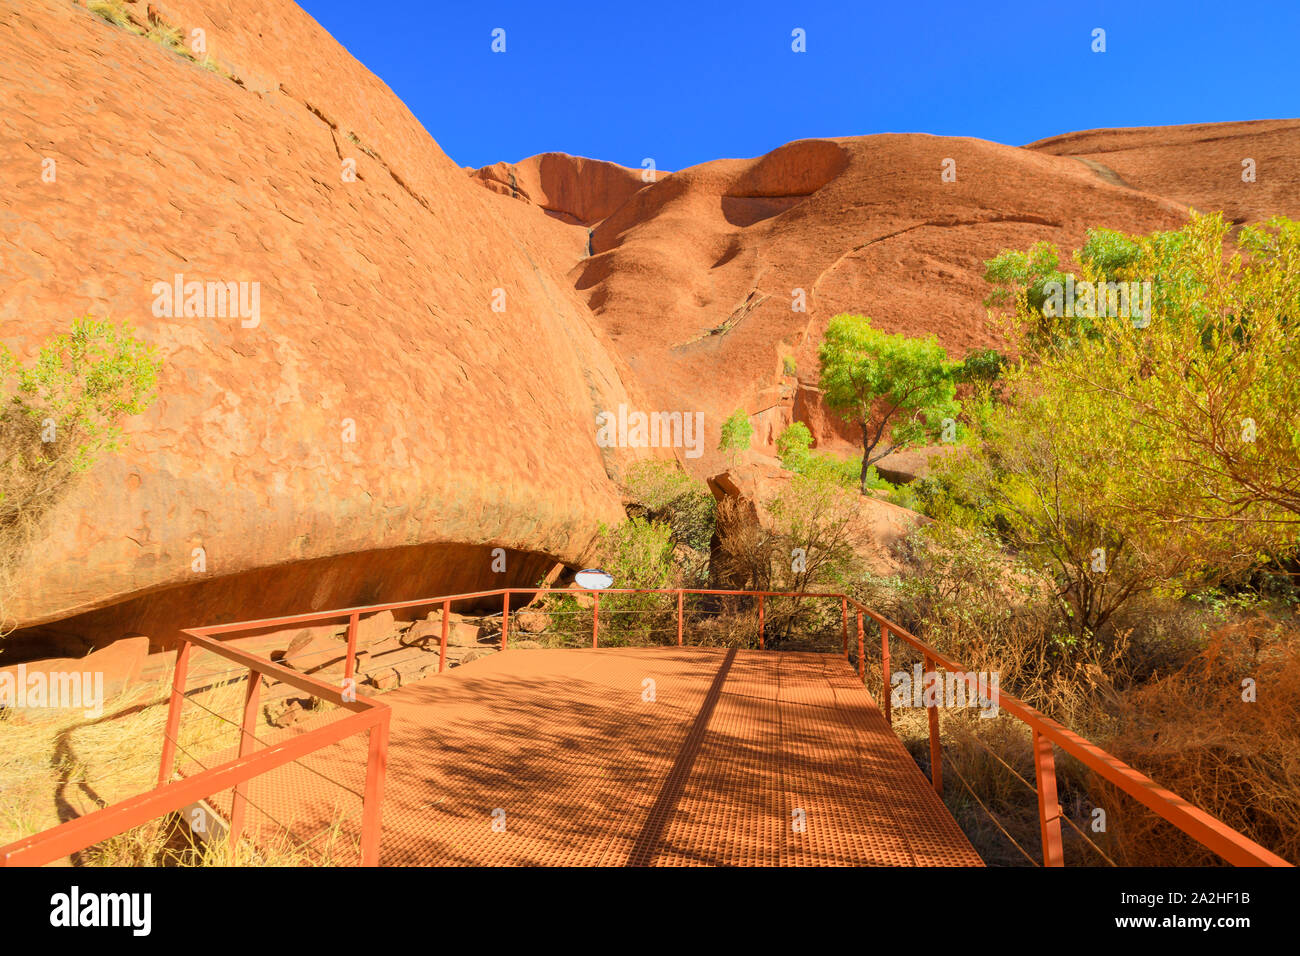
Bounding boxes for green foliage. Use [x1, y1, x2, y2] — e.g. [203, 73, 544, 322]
[816, 314, 959, 492]
[718, 408, 753, 466]
[782, 355, 798, 376]
[774, 421, 889, 492]
[982, 241, 1068, 312]
[775, 421, 813, 465]
[1023, 212, 1300, 531]
[585, 516, 677, 644]
[955, 348, 1005, 386]
[984, 224, 1205, 353]
[1, 317, 160, 628]
[598, 516, 674, 590]
[1078, 227, 1142, 277]
[928, 373, 1265, 642]
[621, 459, 716, 564]
[2, 317, 160, 536]
[936, 212, 1300, 641]
[884, 481, 921, 512]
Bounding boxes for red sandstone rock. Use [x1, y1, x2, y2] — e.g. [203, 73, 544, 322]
[0, 634, 150, 707]
[1, 0, 649, 640]
[514, 609, 548, 633]
[416, 612, 488, 647]
[469, 153, 660, 226]
[278, 633, 343, 672]
[4, 1, 1297, 654]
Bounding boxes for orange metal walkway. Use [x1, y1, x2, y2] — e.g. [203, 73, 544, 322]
[224, 647, 982, 866]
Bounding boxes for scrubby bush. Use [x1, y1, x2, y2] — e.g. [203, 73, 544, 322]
[711, 469, 870, 647]
[774, 421, 891, 492]
[2, 317, 160, 627]
[539, 517, 678, 647]
[891, 213, 1300, 865]
[621, 459, 715, 557]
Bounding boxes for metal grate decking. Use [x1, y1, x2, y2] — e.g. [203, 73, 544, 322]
[208, 646, 982, 866]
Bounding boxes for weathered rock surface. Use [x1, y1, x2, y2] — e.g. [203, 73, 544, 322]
[0, 0, 651, 640]
[513, 608, 549, 633]
[470, 153, 659, 226]
[570, 126, 1300, 474]
[0, 634, 149, 709]
[3, 1, 1297, 657]
[873, 445, 954, 486]
[410, 612, 490, 648]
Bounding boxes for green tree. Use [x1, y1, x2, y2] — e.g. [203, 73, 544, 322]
[1027, 212, 1300, 530]
[718, 408, 752, 467]
[817, 314, 959, 494]
[942, 211, 1300, 642]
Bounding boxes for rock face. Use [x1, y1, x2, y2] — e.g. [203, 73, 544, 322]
[3, 1, 1297, 656]
[1025, 120, 1300, 228]
[0, 635, 149, 712]
[0, 0, 651, 642]
[570, 126, 1300, 470]
[706, 464, 923, 579]
[469, 153, 659, 227]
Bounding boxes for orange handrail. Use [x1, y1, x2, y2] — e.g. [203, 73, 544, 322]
[1, 628, 391, 868]
[0, 586, 1288, 868]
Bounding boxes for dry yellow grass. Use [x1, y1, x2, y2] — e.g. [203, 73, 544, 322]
[859, 566, 1300, 867]
[0, 666, 357, 866]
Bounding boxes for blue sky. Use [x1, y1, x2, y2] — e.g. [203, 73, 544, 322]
[298, 0, 1300, 171]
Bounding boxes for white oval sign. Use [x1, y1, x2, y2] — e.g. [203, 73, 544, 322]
[574, 568, 614, 590]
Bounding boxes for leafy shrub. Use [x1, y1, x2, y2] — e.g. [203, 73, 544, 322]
[718, 408, 752, 466]
[1, 316, 160, 554]
[774, 421, 889, 492]
[621, 460, 715, 554]
[956, 348, 1005, 386]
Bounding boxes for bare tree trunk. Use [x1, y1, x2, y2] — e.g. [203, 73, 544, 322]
[859, 419, 871, 494]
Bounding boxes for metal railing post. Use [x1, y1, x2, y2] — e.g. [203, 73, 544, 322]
[438, 599, 451, 672]
[758, 594, 765, 650]
[344, 611, 360, 683]
[1034, 729, 1065, 866]
[925, 654, 943, 794]
[359, 712, 391, 866]
[677, 589, 684, 646]
[228, 666, 263, 856]
[592, 592, 600, 648]
[157, 640, 192, 787]
[841, 597, 849, 658]
[502, 591, 510, 651]
[856, 612, 865, 681]
[881, 622, 892, 726]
